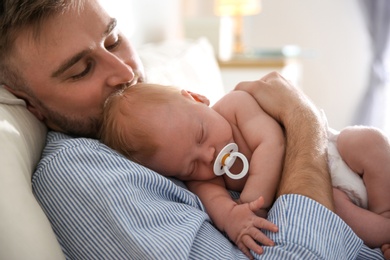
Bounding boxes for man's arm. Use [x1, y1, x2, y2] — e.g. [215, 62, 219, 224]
[235, 72, 334, 211]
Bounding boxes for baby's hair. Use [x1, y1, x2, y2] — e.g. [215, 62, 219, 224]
[100, 83, 181, 164]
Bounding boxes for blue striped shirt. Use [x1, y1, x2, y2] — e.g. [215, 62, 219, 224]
[32, 132, 383, 259]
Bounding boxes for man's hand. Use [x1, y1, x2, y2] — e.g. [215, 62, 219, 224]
[234, 72, 319, 125]
[235, 72, 334, 211]
[223, 196, 278, 259]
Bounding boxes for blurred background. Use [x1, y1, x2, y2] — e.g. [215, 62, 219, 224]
[101, 0, 390, 134]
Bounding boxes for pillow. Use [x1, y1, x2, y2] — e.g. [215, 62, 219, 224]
[0, 86, 65, 259]
[138, 37, 225, 105]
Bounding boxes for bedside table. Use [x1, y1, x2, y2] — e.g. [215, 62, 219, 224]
[218, 57, 302, 93]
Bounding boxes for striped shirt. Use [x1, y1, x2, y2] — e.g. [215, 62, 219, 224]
[32, 131, 384, 259]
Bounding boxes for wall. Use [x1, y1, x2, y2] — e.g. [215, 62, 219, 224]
[100, 0, 182, 47]
[101, 0, 371, 130]
[183, 0, 371, 130]
[246, 0, 371, 130]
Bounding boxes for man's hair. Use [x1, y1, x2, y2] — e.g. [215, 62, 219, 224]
[0, 0, 83, 89]
[100, 83, 180, 164]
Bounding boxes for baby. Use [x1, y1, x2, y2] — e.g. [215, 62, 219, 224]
[100, 83, 390, 258]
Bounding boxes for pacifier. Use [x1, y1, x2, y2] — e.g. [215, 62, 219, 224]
[213, 143, 249, 180]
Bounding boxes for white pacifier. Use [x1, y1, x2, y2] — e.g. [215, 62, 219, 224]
[213, 143, 249, 180]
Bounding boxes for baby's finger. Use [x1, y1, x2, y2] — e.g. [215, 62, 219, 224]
[254, 216, 278, 233]
[242, 235, 264, 256]
[382, 244, 390, 260]
[237, 241, 254, 260]
[248, 196, 265, 212]
[249, 228, 275, 246]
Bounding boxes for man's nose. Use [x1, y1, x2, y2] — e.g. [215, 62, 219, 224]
[104, 53, 135, 88]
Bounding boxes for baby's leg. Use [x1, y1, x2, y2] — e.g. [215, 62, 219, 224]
[333, 188, 390, 248]
[337, 126, 390, 217]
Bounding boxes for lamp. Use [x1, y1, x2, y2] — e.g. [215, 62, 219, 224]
[214, 0, 261, 57]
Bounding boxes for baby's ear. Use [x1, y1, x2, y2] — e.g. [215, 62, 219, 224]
[180, 89, 194, 100]
[181, 90, 210, 106]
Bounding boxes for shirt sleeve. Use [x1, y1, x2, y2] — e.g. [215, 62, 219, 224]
[259, 194, 383, 259]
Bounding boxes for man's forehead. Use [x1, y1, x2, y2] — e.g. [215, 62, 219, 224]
[13, 1, 88, 50]
[11, 20, 67, 73]
[12, 1, 107, 74]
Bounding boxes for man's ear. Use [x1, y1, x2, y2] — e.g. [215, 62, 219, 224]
[181, 90, 210, 106]
[3, 85, 45, 121]
[26, 105, 45, 121]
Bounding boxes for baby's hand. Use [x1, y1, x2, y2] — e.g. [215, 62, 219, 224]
[224, 196, 278, 259]
[382, 244, 390, 260]
[235, 197, 269, 218]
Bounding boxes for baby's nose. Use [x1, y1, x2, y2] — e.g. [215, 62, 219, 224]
[203, 146, 215, 164]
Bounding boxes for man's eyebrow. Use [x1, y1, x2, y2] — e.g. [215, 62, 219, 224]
[51, 18, 118, 78]
[51, 49, 91, 78]
[104, 18, 117, 37]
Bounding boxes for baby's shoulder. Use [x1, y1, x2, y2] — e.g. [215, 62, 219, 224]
[222, 90, 253, 102]
[213, 90, 253, 110]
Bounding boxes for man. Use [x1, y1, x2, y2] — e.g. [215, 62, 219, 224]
[0, 0, 385, 259]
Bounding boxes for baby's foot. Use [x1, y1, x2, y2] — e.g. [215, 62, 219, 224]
[382, 244, 390, 260]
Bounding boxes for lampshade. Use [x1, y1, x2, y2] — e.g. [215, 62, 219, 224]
[215, 0, 261, 16]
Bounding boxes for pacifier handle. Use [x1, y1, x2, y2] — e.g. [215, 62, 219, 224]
[213, 143, 249, 180]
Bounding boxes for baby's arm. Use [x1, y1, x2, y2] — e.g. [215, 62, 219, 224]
[186, 179, 278, 259]
[217, 91, 285, 210]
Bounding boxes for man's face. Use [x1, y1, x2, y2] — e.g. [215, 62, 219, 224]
[10, 0, 144, 137]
